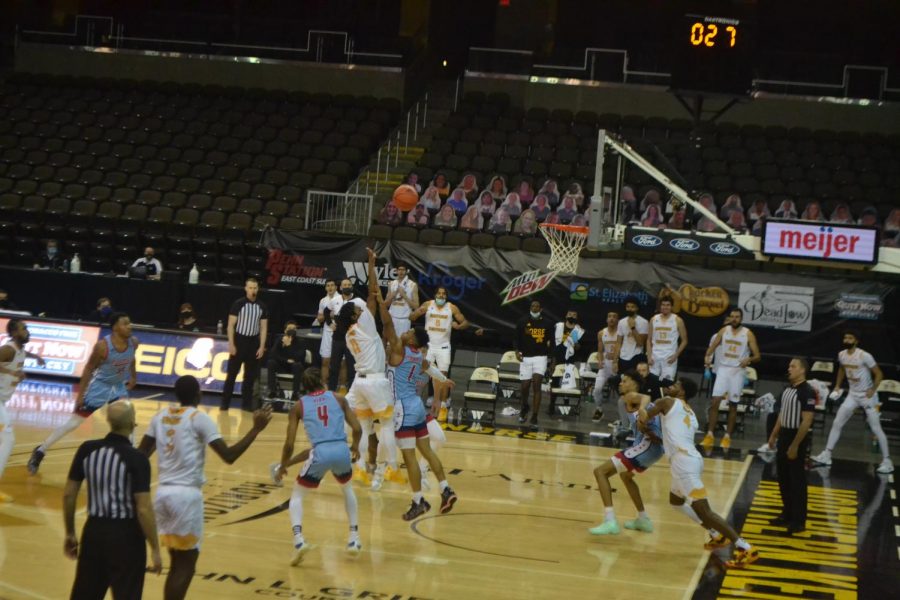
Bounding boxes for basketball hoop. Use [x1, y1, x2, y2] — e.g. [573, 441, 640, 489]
[539, 223, 589, 274]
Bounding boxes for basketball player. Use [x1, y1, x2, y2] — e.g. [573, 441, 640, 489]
[516, 300, 552, 428]
[274, 368, 363, 564]
[409, 286, 470, 422]
[378, 291, 458, 520]
[384, 261, 419, 337]
[0, 319, 45, 501]
[588, 371, 663, 535]
[616, 297, 649, 373]
[137, 375, 272, 600]
[29, 312, 138, 475]
[703, 308, 760, 450]
[335, 248, 403, 488]
[812, 331, 892, 474]
[646, 297, 687, 385]
[639, 378, 759, 568]
[591, 311, 619, 422]
[316, 279, 338, 385]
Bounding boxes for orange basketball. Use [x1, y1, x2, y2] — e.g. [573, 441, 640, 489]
[392, 184, 419, 211]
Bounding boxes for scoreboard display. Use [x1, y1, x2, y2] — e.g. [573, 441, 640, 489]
[670, 12, 755, 96]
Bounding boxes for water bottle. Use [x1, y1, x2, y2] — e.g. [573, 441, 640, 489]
[217, 320, 224, 335]
[189, 264, 200, 284]
[70, 253, 81, 273]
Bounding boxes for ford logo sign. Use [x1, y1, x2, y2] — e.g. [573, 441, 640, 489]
[709, 242, 741, 256]
[632, 234, 663, 248]
[670, 238, 701, 251]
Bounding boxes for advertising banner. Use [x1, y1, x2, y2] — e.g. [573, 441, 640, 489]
[834, 294, 884, 321]
[624, 227, 756, 259]
[738, 283, 815, 332]
[133, 330, 241, 393]
[761, 220, 880, 264]
[0, 317, 100, 377]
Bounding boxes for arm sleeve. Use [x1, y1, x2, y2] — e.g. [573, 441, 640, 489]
[228, 299, 242, 317]
[195, 412, 224, 445]
[67, 444, 88, 482]
[131, 452, 151, 494]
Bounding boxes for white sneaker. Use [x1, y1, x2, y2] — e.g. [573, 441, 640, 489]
[291, 541, 309, 565]
[876, 459, 894, 474]
[269, 462, 284, 487]
[371, 464, 386, 491]
[811, 451, 832, 466]
[347, 537, 362, 555]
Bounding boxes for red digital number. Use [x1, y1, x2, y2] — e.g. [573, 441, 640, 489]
[317, 404, 329, 427]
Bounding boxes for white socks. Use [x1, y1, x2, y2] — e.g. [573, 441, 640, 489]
[0, 429, 13, 479]
[376, 422, 398, 470]
[290, 484, 306, 544]
[340, 482, 359, 529]
[604, 507, 616, 522]
[40, 414, 86, 453]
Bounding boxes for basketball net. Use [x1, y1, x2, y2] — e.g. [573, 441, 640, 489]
[539, 224, 589, 274]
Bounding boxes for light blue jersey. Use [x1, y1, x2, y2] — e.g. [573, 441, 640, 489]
[301, 390, 347, 446]
[630, 403, 662, 446]
[81, 335, 136, 412]
[388, 346, 427, 427]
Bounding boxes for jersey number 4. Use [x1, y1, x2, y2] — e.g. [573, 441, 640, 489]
[317, 404, 329, 427]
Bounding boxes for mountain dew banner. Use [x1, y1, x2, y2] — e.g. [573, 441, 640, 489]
[260, 230, 899, 365]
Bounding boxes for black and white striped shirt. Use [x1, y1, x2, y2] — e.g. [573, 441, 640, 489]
[67, 433, 151, 519]
[778, 381, 816, 429]
[230, 297, 268, 337]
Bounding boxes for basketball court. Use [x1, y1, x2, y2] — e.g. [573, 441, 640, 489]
[0, 389, 753, 600]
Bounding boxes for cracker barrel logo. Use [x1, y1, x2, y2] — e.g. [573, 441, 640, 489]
[661, 284, 729, 317]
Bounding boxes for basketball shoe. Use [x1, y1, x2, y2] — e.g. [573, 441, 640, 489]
[588, 520, 620, 535]
[440, 487, 457, 514]
[725, 548, 759, 568]
[402, 498, 431, 521]
[704, 533, 729, 549]
[623, 516, 653, 533]
[384, 465, 407, 485]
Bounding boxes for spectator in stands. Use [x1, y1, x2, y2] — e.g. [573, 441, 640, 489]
[747, 199, 770, 223]
[266, 320, 305, 401]
[489, 208, 512, 234]
[641, 203, 662, 227]
[557, 196, 577, 224]
[751, 215, 766, 236]
[531, 195, 551, 222]
[405, 172, 422, 194]
[447, 188, 469, 215]
[727, 210, 748, 233]
[720, 194, 744, 221]
[478, 192, 496, 219]
[432, 173, 451, 200]
[667, 209, 688, 230]
[407, 204, 429, 227]
[0, 289, 19, 311]
[434, 204, 458, 229]
[513, 209, 538, 236]
[830, 203, 853, 224]
[539, 179, 560, 208]
[639, 188, 661, 212]
[33, 239, 67, 271]
[87, 298, 114, 324]
[858, 206, 879, 227]
[620, 186, 639, 224]
[419, 186, 442, 214]
[775, 199, 798, 219]
[696, 215, 717, 233]
[460, 173, 479, 201]
[377, 202, 402, 226]
[517, 180, 535, 206]
[460, 206, 484, 232]
[692, 193, 716, 227]
[487, 175, 507, 201]
[800, 201, 825, 221]
[570, 213, 587, 227]
[563, 183, 584, 211]
[883, 209, 900, 237]
[544, 212, 561, 225]
[177, 303, 201, 332]
[500, 192, 523, 218]
[130, 247, 163, 280]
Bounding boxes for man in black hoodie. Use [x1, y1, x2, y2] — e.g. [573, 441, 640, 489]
[515, 299, 552, 429]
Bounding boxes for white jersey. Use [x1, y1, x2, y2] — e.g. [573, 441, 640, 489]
[325, 294, 348, 334]
[346, 297, 385, 374]
[425, 302, 453, 347]
[318, 293, 338, 338]
[650, 314, 679, 357]
[149, 405, 222, 487]
[661, 397, 701, 458]
[388, 277, 417, 320]
[617, 315, 649, 360]
[838, 348, 877, 394]
[718, 326, 750, 368]
[0, 341, 26, 403]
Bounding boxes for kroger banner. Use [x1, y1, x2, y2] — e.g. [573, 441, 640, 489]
[0, 317, 100, 377]
[260, 230, 899, 365]
[624, 226, 756, 259]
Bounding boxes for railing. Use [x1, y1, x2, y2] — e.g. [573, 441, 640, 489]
[17, 15, 404, 68]
[304, 191, 373, 235]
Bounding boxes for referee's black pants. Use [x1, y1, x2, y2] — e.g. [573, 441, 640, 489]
[70, 518, 146, 600]
[776, 430, 810, 529]
[327, 334, 356, 392]
[223, 334, 260, 411]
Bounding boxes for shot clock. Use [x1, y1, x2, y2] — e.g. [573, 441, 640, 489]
[670, 12, 755, 96]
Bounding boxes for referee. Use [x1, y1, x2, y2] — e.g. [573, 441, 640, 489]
[222, 277, 268, 411]
[765, 357, 816, 535]
[63, 401, 162, 599]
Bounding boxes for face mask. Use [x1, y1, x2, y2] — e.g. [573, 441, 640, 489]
[286, 329, 296, 338]
[566, 318, 577, 324]
[100, 306, 112, 316]
[48, 247, 57, 257]
[842, 342, 855, 350]
[145, 254, 153, 260]
[435, 298, 447, 307]
[341, 287, 353, 296]
[180, 311, 192, 318]
[530, 311, 541, 319]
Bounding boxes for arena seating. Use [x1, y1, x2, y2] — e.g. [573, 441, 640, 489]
[0, 75, 401, 282]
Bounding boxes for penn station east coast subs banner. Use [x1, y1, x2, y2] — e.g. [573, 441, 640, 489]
[260, 230, 899, 364]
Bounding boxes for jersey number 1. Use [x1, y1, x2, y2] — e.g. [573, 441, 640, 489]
[316, 404, 329, 427]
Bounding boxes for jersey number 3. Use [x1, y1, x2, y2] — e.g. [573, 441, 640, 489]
[317, 404, 329, 427]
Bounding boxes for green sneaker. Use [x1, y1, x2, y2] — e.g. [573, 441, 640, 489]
[588, 520, 621, 535]
[623, 516, 654, 533]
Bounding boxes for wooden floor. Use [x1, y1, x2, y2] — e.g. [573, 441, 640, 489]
[0, 395, 750, 600]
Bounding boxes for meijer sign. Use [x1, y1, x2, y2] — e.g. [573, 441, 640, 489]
[762, 220, 879, 264]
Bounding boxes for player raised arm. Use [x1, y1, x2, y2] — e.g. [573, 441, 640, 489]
[375, 280, 404, 365]
[365, 247, 379, 316]
[335, 392, 362, 462]
[209, 407, 272, 464]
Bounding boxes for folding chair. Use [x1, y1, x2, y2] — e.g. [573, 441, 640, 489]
[549, 364, 583, 418]
[580, 351, 599, 397]
[496, 350, 521, 404]
[463, 367, 500, 425]
[877, 379, 900, 434]
[811, 361, 835, 412]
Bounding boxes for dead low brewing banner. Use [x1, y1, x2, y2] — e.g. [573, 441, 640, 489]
[260, 229, 899, 364]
